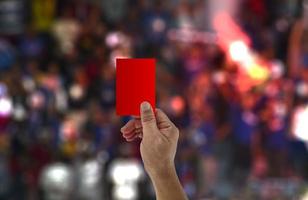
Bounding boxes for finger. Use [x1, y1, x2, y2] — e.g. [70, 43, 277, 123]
[124, 133, 138, 141]
[134, 119, 142, 129]
[140, 101, 157, 132]
[126, 135, 140, 142]
[121, 119, 136, 133]
[126, 137, 136, 142]
[122, 130, 137, 138]
[122, 127, 142, 137]
[121, 119, 142, 135]
[155, 108, 173, 129]
[124, 130, 143, 141]
[122, 119, 141, 134]
[155, 109, 179, 139]
[132, 115, 141, 119]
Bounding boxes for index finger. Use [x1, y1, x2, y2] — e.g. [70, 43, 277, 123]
[155, 109, 174, 126]
[132, 115, 141, 119]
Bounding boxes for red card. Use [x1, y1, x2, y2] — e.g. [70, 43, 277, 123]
[116, 58, 156, 116]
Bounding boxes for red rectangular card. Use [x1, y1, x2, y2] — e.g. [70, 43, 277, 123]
[116, 58, 156, 116]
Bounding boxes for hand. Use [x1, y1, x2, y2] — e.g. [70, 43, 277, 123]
[121, 101, 179, 176]
[121, 102, 187, 200]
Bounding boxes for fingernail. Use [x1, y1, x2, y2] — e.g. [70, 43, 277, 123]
[141, 101, 151, 111]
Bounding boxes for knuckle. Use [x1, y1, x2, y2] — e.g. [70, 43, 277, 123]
[134, 122, 142, 129]
[172, 125, 179, 133]
[156, 108, 162, 113]
[142, 112, 155, 123]
[158, 121, 170, 129]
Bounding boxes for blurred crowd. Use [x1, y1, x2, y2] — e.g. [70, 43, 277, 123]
[0, 0, 308, 199]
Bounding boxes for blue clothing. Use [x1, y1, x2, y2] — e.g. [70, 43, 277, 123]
[229, 104, 258, 145]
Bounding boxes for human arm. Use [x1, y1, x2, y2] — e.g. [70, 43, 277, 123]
[121, 102, 188, 200]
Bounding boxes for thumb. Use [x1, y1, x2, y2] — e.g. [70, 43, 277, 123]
[140, 101, 157, 131]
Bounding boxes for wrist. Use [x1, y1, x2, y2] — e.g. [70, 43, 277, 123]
[146, 162, 176, 180]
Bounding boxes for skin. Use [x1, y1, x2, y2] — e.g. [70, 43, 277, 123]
[121, 101, 188, 200]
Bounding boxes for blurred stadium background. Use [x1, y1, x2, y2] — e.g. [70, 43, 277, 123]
[0, 0, 308, 199]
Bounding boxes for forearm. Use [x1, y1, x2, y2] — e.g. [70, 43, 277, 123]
[148, 165, 188, 200]
[122, 104, 188, 199]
